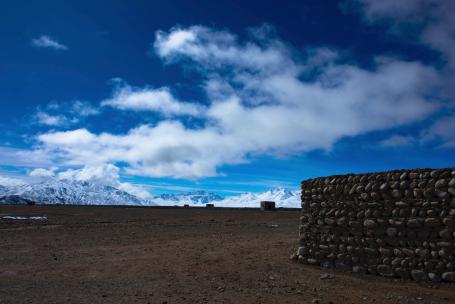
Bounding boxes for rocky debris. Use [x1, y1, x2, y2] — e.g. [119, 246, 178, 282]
[319, 273, 334, 280]
[298, 168, 455, 283]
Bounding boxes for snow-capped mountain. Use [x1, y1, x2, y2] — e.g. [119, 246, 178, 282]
[0, 178, 300, 208]
[0, 179, 150, 206]
[152, 190, 223, 206]
[150, 188, 300, 208]
[217, 188, 300, 208]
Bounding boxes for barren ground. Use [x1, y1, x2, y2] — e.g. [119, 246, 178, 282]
[0, 205, 454, 304]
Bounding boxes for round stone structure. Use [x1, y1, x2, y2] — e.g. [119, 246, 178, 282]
[297, 168, 455, 282]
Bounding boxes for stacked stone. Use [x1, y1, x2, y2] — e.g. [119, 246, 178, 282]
[297, 168, 455, 282]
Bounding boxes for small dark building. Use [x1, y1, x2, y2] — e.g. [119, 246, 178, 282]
[206, 204, 214, 208]
[183, 204, 190, 208]
[261, 201, 276, 211]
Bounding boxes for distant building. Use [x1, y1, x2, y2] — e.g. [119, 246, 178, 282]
[206, 204, 214, 208]
[261, 201, 275, 211]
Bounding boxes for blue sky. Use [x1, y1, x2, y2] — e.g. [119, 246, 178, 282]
[0, 0, 454, 197]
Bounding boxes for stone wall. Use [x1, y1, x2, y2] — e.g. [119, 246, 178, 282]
[297, 168, 455, 282]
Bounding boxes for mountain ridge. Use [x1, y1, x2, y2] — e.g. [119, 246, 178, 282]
[0, 180, 300, 208]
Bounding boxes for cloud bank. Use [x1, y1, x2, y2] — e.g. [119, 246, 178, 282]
[352, 0, 455, 149]
[0, 176, 25, 187]
[28, 24, 445, 179]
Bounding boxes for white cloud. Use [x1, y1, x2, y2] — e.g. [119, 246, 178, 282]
[102, 84, 203, 116]
[57, 164, 151, 199]
[35, 101, 100, 127]
[155, 28, 197, 57]
[116, 182, 151, 200]
[32, 35, 68, 51]
[0, 146, 55, 168]
[154, 25, 292, 73]
[72, 101, 100, 117]
[351, 0, 455, 148]
[58, 164, 120, 184]
[354, 0, 455, 70]
[27, 25, 444, 179]
[29, 168, 55, 178]
[39, 128, 95, 146]
[421, 114, 455, 147]
[380, 135, 414, 147]
[0, 175, 25, 187]
[36, 112, 67, 126]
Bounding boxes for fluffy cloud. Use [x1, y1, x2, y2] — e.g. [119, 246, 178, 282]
[352, 0, 455, 148]
[71, 101, 100, 117]
[31, 25, 444, 178]
[24, 164, 150, 199]
[35, 101, 99, 127]
[29, 168, 55, 178]
[36, 112, 67, 126]
[57, 164, 151, 199]
[102, 83, 203, 116]
[31, 35, 68, 51]
[0, 175, 25, 187]
[421, 114, 455, 147]
[354, 0, 455, 70]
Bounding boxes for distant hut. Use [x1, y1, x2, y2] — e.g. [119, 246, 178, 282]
[206, 203, 214, 208]
[261, 201, 276, 211]
[183, 204, 190, 208]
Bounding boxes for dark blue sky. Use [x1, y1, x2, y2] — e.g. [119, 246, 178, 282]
[0, 0, 453, 196]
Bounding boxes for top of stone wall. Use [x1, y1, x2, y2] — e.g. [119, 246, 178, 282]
[301, 168, 455, 188]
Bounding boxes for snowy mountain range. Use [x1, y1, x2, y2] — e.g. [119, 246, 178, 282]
[0, 179, 147, 206]
[0, 179, 300, 208]
[153, 190, 223, 206]
[152, 188, 300, 208]
[219, 188, 300, 208]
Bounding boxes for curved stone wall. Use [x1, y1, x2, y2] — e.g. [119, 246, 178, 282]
[297, 168, 455, 282]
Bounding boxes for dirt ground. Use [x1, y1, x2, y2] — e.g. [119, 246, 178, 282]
[0, 205, 454, 304]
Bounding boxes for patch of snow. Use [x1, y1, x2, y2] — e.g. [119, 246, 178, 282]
[2, 216, 47, 220]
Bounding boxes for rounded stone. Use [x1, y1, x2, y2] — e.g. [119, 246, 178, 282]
[428, 273, 441, 282]
[443, 217, 455, 227]
[399, 172, 409, 180]
[379, 182, 389, 191]
[439, 229, 452, 239]
[386, 227, 397, 237]
[394, 268, 410, 279]
[409, 172, 419, 179]
[352, 266, 366, 273]
[377, 265, 394, 277]
[391, 189, 402, 199]
[449, 178, 455, 187]
[395, 201, 408, 208]
[363, 219, 377, 229]
[435, 179, 448, 189]
[400, 180, 409, 189]
[442, 272, 455, 282]
[424, 218, 441, 227]
[410, 270, 427, 282]
[407, 219, 422, 228]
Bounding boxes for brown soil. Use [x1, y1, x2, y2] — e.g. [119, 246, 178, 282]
[0, 205, 454, 304]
